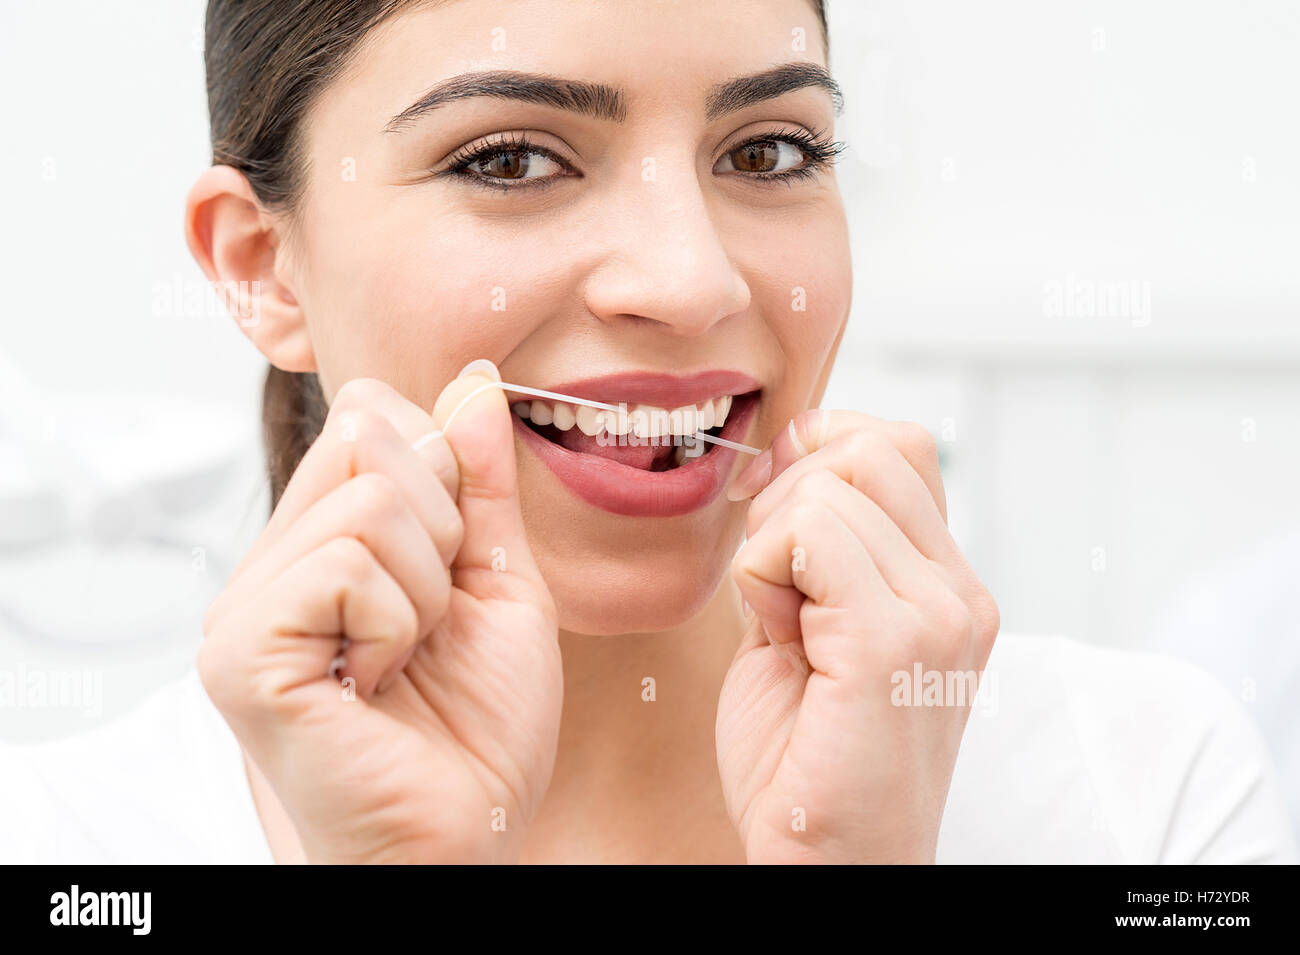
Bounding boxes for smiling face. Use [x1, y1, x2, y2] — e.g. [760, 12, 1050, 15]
[274, 0, 852, 635]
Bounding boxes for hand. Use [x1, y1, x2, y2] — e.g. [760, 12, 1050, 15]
[716, 410, 1000, 864]
[199, 364, 562, 863]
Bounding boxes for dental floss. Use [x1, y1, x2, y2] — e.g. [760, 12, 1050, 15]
[495, 383, 621, 413]
[410, 380, 761, 455]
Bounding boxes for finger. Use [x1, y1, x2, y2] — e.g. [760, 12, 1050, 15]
[240, 404, 462, 575]
[730, 409, 947, 523]
[199, 536, 420, 726]
[734, 612, 770, 658]
[216, 472, 451, 642]
[253, 378, 458, 556]
[732, 495, 893, 659]
[431, 360, 546, 595]
[331, 377, 460, 501]
[771, 470, 952, 605]
[747, 425, 955, 563]
[209, 406, 461, 630]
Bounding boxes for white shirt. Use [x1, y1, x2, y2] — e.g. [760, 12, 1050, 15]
[1, 632, 1294, 864]
[1147, 528, 1300, 835]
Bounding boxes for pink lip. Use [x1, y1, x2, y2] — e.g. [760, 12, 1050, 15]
[519, 370, 762, 410]
[511, 371, 761, 518]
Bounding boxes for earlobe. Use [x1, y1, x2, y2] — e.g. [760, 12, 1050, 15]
[183, 165, 316, 373]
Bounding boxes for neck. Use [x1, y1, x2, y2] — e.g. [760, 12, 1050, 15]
[520, 580, 749, 862]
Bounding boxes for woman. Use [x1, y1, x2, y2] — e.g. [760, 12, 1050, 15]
[2, 0, 1294, 864]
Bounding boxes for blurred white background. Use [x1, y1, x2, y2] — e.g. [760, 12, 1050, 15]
[1, 1, 1297, 821]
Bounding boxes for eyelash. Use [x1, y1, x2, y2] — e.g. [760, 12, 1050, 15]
[437, 127, 846, 192]
[730, 126, 846, 185]
[439, 132, 569, 193]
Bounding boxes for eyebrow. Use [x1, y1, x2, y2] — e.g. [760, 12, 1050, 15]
[384, 70, 627, 132]
[383, 62, 843, 134]
[705, 63, 844, 121]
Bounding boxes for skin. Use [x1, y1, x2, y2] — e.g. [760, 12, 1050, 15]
[185, 0, 999, 863]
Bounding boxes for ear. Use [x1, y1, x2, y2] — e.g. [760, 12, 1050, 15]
[183, 165, 316, 373]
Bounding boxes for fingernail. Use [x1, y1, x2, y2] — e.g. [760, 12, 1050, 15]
[759, 623, 809, 676]
[787, 419, 809, 457]
[457, 358, 500, 382]
[726, 449, 772, 502]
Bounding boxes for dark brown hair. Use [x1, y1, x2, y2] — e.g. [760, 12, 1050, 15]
[203, 0, 830, 512]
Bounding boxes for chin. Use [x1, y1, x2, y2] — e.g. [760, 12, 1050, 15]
[546, 551, 733, 636]
[525, 499, 742, 636]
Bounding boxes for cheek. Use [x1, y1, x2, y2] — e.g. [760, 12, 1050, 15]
[297, 199, 568, 402]
[748, 209, 852, 403]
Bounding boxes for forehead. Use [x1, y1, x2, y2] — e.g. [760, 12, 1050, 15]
[328, 0, 828, 127]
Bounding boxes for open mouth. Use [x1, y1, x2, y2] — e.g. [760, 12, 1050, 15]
[508, 369, 762, 517]
[511, 391, 758, 473]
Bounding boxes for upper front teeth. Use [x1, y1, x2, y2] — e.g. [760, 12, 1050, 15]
[511, 394, 735, 437]
[529, 401, 554, 426]
[575, 405, 604, 436]
[552, 403, 576, 431]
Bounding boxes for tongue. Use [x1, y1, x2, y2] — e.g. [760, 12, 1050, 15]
[557, 429, 676, 470]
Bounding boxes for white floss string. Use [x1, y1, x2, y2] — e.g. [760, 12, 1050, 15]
[411, 381, 761, 455]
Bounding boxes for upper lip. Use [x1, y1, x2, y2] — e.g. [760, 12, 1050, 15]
[531, 370, 761, 408]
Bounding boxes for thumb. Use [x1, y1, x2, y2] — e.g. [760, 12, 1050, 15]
[432, 359, 544, 593]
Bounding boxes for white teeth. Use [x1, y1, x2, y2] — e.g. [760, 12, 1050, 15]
[514, 394, 741, 439]
[671, 405, 698, 435]
[715, 394, 732, 422]
[641, 406, 670, 439]
[598, 407, 632, 435]
[629, 407, 652, 439]
[530, 400, 553, 426]
[575, 405, 604, 436]
[552, 403, 576, 431]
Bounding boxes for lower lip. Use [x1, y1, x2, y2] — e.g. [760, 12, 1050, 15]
[513, 394, 759, 517]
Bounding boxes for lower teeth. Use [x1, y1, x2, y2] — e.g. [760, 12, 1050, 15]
[528, 420, 722, 470]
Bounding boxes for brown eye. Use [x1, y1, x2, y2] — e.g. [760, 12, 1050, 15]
[476, 150, 527, 178]
[715, 139, 808, 176]
[466, 149, 562, 181]
[730, 141, 781, 172]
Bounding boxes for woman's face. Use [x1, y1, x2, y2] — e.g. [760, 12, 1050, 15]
[283, 0, 851, 634]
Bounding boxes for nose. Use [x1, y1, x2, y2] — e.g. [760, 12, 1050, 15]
[582, 163, 751, 337]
